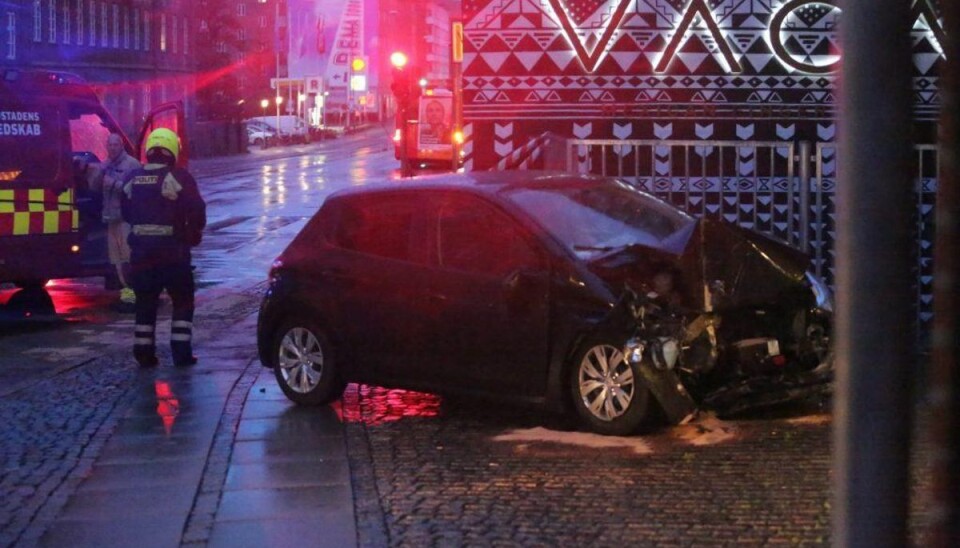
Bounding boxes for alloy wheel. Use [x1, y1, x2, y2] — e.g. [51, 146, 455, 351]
[277, 327, 325, 394]
[577, 344, 635, 422]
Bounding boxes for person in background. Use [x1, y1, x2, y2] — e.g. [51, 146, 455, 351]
[121, 128, 206, 368]
[90, 133, 141, 310]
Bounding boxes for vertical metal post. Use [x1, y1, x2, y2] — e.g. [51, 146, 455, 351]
[930, 1, 960, 544]
[275, 1, 282, 141]
[451, 45, 462, 172]
[399, 100, 411, 178]
[834, 1, 914, 546]
[798, 141, 811, 251]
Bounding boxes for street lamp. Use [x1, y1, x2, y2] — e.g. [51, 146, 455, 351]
[390, 51, 412, 178]
[297, 92, 306, 135]
[275, 95, 283, 141]
[321, 90, 329, 135]
[259, 98, 270, 148]
[350, 57, 367, 129]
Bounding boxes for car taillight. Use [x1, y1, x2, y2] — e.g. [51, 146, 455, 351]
[268, 259, 283, 282]
[393, 129, 402, 142]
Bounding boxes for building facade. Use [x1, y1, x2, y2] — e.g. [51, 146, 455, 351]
[2, 0, 197, 137]
[206, 0, 286, 120]
[459, 0, 943, 336]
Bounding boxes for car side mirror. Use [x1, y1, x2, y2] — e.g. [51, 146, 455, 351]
[503, 268, 536, 292]
[502, 268, 548, 315]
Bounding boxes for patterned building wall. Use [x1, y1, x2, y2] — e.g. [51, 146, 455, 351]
[461, 0, 943, 340]
[461, 0, 942, 169]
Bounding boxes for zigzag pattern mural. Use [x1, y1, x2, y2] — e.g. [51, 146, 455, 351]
[463, 0, 942, 130]
[462, 0, 942, 337]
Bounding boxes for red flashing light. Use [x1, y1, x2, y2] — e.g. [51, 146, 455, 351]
[390, 51, 408, 68]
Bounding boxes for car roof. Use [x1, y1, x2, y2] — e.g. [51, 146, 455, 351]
[326, 170, 612, 202]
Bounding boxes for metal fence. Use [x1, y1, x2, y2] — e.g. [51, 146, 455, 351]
[566, 139, 938, 341]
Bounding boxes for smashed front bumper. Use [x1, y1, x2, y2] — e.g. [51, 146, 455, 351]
[700, 355, 835, 417]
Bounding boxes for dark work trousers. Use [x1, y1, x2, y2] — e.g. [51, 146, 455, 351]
[131, 260, 195, 366]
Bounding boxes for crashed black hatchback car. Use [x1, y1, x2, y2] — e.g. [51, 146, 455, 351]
[257, 172, 833, 435]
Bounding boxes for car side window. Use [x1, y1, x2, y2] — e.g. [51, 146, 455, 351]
[436, 196, 542, 278]
[332, 195, 424, 264]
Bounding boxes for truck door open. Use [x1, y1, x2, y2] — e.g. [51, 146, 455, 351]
[137, 101, 188, 168]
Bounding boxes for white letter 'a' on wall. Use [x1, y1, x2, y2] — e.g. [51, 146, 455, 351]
[654, 0, 742, 74]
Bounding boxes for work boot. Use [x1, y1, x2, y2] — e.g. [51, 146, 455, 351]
[114, 288, 137, 313]
[120, 287, 136, 304]
[171, 320, 195, 367]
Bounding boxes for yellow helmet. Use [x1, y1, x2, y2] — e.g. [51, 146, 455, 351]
[145, 128, 180, 161]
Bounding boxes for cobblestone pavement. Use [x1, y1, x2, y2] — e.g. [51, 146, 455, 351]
[0, 288, 263, 547]
[0, 355, 138, 547]
[343, 385, 938, 547]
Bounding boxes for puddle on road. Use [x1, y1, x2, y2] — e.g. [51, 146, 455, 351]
[333, 384, 442, 426]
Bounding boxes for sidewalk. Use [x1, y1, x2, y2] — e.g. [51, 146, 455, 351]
[34, 311, 357, 548]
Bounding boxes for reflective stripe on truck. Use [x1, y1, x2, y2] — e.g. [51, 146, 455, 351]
[0, 188, 78, 236]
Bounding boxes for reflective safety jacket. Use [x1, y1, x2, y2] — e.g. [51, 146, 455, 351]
[121, 163, 206, 263]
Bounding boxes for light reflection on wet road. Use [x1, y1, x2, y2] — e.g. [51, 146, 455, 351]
[192, 129, 397, 294]
[0, 127, 403, 379]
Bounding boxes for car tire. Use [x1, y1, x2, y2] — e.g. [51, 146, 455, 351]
[569, 339, 651, 436]
[271, 318, 346, 406]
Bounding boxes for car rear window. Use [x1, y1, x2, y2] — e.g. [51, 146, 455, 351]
[0, 105, 62, 184]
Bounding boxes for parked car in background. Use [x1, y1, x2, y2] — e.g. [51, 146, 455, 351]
[256, 172, 834, 435]
[244, 116, 309, 144]
[246, 126, 276, 147]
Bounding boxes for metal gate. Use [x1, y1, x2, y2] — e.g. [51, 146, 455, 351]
[566, 139, 938, 341]
[566, 139, 808, 249]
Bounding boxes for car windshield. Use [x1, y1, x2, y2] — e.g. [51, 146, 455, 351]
[505, 178, 696, 259]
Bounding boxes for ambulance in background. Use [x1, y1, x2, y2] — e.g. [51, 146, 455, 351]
[392, 87, 463, 168]
[0, 69, 187, 289]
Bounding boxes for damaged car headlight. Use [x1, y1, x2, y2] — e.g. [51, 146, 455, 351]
[651, 337, 680, 371]
[624, 337, 680, 370]
[805, 272, 833, 313]
[624, 338, 645, 365]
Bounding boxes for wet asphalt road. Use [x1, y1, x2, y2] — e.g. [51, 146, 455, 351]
[0, 126, 398, 389]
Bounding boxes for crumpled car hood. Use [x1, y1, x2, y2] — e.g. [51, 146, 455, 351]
[589, 219, 812, 312]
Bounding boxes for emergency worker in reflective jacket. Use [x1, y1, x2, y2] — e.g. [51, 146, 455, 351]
[121, 128, 206, 367]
